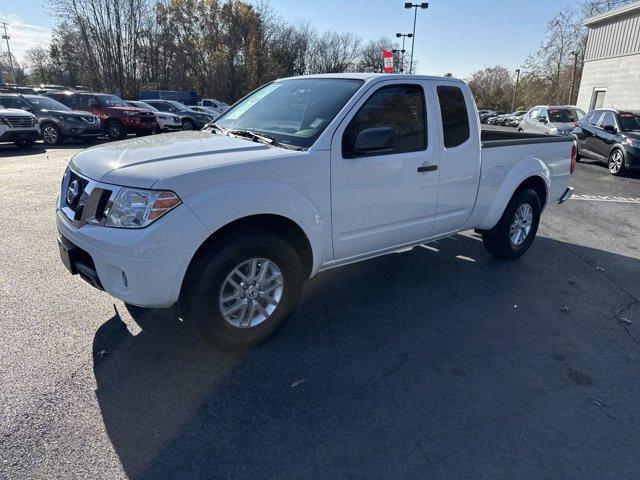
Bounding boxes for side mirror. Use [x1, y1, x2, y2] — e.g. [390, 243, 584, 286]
[353, 127, 395, 154]
[603, 124, 616, 133]
[538, 117, 548, 123]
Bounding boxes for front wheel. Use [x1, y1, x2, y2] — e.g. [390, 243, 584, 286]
[182, 118, 195, 130]
[482, 188, 541, 260]
[608, 149, 625, 176]
[181, 229, 304, 350]
[105, 120, 126, 140]
[41, 123, 63, 145]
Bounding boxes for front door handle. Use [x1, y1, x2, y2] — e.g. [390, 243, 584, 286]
[417, 163, 438, 173]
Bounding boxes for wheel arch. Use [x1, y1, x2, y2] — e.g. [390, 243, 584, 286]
[185, 214, 315, 283]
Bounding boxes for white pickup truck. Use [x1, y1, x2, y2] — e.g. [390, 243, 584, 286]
[57, 74, 575, 349]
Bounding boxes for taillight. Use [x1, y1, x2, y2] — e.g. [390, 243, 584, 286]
[570, 143, 577, 175]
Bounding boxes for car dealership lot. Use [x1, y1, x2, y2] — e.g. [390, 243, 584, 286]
[1, 143, 640, 479]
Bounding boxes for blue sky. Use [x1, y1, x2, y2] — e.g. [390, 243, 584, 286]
[2, 0, 576, 78]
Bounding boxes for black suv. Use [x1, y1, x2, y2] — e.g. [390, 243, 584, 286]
[0, 93, 101, 145]
[573, 109, 640, 176]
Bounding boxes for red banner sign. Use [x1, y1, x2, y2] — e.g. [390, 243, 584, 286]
[382, 50, 394, 73]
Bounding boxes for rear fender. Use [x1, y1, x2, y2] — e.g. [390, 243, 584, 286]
[476, 157, 550, 230]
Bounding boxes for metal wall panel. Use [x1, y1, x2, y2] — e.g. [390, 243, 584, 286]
[585, 11, 640, 61]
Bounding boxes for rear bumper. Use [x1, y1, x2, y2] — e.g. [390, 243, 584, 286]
[558, 186, 574, 204]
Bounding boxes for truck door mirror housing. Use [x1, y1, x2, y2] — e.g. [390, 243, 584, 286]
[353, 127, 395, 155]
[538, 117, 548, 123]
[603, 124, 616, 133]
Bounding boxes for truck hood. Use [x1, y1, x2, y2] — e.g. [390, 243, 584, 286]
[70, 130, 296, 188]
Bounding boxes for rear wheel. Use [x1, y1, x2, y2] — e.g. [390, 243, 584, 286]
[181, 229, 304, 350]
[608, 148, 625, 176]
[482, 188, 541, 260]
[41, 122, 63, 145]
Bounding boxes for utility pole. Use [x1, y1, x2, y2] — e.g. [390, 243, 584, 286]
[569, 51, 579, 105]
[404, 3, 428, 74]
[395, 33, 412, 73]
[1, 22, 16, 84]
[511, 68, 521, 112]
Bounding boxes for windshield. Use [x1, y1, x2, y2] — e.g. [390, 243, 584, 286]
[618, 112, 640, 132]
[548, 108, 585, 123]
[166, 100, 191, 111]
[97, 95, 128, 107]
[132, 101, 158, 112]
[215, 78, 364, 149]
[24, 95, 70, 111]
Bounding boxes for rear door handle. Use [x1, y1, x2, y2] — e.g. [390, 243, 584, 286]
[417, 163, 438, 173]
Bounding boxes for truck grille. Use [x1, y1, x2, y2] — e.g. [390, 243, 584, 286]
[3, 115, 37, 128]
[140, 112, 155, 123]
[60, 169, 114, 227]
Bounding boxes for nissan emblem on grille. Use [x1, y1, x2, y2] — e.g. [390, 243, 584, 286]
[67, 180, 80, 205]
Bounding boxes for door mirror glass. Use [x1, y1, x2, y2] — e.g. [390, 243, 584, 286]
[538, 116, 548, 123]
[603, 124, 616, 133]
[353, 127, 395, 153]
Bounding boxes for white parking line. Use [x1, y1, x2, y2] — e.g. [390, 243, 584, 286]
[571, 194, 640, 204]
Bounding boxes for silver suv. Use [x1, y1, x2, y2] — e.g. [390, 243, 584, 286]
[0, 106, 40, 149]
[518, 105, 586, 136]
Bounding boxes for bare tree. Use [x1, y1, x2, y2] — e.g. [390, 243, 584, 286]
[467, 66, 515, 110]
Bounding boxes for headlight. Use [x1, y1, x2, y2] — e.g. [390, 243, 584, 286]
[61, 115, 79, 122]
[105, 188, 181, 228]
[158, 115, 167, 120]
[123, 111, 138, 116]
[625, 138, 640, 148]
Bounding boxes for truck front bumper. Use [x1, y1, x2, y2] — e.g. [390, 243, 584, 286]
[55, 206, 208, 308]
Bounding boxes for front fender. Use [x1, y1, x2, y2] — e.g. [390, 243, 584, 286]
[476, 157, 550, 230]
[185, 179, 329, 275]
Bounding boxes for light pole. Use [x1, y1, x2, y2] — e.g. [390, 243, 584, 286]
[569, 51, 579, 105]
[404, 3, 428, 74]
[1, 22, 16, 84]
[391, 49, 405, 73]
[511, 68, 521, 112]
[395, 33, 412, 73]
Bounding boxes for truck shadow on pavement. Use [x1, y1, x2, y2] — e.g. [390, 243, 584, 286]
[92, 233, 640, 480]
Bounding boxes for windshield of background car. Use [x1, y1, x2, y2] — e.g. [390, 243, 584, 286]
[548, 108, 585, 122]
[136, 101, 158, 112]
[24, 95, 70, 111]
[618, 112, 640, 132]
[215, 78, 364, 149]
[97, 95, 128, 107]
[166, 100, 191, 111]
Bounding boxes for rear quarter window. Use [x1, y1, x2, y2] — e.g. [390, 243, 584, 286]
[436, 85, 470, 148]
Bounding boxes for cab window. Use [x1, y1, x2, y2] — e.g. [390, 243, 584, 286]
[342, 84, 426, 157]
[437, 85, 470, 148]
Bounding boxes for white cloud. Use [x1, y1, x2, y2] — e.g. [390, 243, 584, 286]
[0, 13, 52, 66]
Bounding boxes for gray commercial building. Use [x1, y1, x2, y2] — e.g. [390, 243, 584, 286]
[577, 1, 640, 112]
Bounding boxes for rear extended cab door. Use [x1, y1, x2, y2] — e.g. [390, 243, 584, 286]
[329, 78, 441, 260]
[429, 80, 481, 235]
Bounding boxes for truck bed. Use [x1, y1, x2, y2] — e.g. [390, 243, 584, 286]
[481, 129, 573, 148]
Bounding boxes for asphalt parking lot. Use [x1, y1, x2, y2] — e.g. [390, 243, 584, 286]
[1, 139, 640, 479]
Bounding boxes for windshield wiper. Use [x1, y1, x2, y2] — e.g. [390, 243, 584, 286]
[228, 129, 304, 151]
[206, 123, 229, 134]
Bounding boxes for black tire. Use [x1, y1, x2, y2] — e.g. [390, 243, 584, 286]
[182, 118, 195, 130]
[41, 122, 63, 145]
[15, 139, 35, 149]
[517, 128, 523, 133]
[105, 119, 126, 140]
[608, 148, 625, 176]
[482, 188, 541, 260]
[180, 229, 304, 350]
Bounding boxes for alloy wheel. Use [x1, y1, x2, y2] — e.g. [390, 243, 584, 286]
[42, 125, 59, 144]
[219, 258, 284, 329]
[510, 203, 533, 246]
[609, 150, 623, 174]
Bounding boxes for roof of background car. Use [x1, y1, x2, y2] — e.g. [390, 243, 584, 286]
[276, 73, 467, 84]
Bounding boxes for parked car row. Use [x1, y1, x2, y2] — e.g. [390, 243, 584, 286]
[0, 89, 224, 148]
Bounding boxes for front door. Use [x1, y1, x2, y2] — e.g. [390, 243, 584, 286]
[330, 81, 440, 260]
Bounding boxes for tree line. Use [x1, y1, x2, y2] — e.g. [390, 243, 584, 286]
[19, 0, 398, 102]
[467, 0, 634, 111]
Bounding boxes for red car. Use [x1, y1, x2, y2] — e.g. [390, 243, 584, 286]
[46, 92, 158, 140]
